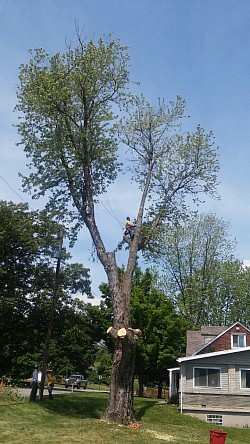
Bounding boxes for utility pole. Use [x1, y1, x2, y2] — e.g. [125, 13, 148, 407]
[39, 235, 63, 400]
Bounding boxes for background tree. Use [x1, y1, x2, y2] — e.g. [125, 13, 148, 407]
[0, 200, 92, 378]
[131, 268, 188, 398]
[47, 300, 100, 377]
[94, 344, 112, 385]
[98, 268, 188, 397]
[0, 200, 59, 298]
[16, 33, 219, 423]
[147, 212, 243, 327]
[205, 260, 250, 326]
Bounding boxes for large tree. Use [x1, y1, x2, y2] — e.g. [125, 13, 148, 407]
[15, 33, 219, 423]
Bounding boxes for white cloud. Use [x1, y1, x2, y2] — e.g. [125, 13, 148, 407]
[243, 260, 250, 269]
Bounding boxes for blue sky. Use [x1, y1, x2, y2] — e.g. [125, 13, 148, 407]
[1, 0, 250, 299]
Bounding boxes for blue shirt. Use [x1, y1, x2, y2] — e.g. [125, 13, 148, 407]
[32, 369, 38, 383]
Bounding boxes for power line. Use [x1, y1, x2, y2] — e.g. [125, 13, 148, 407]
[0, 174, 125, 231]
[99, 194, 124, 229]
[0, 175, 26, 203]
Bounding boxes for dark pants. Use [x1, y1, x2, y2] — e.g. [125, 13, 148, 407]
[48, 384, 53, 399]
[125, 229, 134, 240]
[30, 381, 38, 401]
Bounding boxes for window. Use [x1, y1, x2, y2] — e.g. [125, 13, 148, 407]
[240, 369, 250, 389]
[194, 367, 221, 387]
[207, 414, 223, 425]
[231, 333, 246, 348]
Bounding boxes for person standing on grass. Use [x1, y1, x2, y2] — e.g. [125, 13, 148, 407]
[47, 370, 56, 400]
[29, 365, 39, 401]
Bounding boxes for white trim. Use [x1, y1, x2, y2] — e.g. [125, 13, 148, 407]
[180, 366, 183, 414]
[177, 345, 250, 363]
[169, 369, 173, 398]
[193, 366, 221, 388]
[168, 367, 180, 398]
[231, 333, 246, 348]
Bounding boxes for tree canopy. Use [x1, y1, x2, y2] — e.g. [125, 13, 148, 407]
[130, 268, 188, 397]
[16, 37, 131, 231]
[0, 200, 93, 378]
[146, 212, 250, 327]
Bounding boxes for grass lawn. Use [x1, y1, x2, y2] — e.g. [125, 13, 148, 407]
[0, 391, 250, 443]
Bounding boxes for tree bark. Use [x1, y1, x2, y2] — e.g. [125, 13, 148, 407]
[103, 261, 137, 422]
[137, 361, 145, 397]
[39, 236, 63, 400]
[157, 381, 163, 399]
[104, 332, 136, 422]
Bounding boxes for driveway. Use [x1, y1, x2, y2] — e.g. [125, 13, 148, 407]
[18, 386, 109, 397]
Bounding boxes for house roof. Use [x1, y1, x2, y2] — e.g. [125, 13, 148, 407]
[192, 321, 250, 356]
[186, 326, 226, 356]
[178, 344, 250, 363]
[167, 367, 180, 372]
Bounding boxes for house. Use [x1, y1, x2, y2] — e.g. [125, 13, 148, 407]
[168, 321, 250, 427]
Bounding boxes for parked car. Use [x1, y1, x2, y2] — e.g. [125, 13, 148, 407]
[64, 374, 87, 389]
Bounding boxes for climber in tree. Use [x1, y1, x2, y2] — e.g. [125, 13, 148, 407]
[116, 217, 135, 251]
[124, 216, 135, 240]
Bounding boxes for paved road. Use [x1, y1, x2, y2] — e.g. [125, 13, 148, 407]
[19, 386, 109, 397]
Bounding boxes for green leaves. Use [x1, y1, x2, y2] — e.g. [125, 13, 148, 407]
[131, 268, 188, 385]
[16, 35, 131, 229]
[118, 96, 220, 241]
[147, 212, 246, 327]
[0, 201, 92, 378]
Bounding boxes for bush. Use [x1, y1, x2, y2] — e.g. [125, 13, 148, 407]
[0, 385, 24, 402]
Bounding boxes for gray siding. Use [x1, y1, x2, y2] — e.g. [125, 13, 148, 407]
[180, 349, 250, 409]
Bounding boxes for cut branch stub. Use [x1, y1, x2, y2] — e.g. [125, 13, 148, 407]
[127, 327, 142, 338]
[117, 328, 127, 339]
[107, 326, 118, 341]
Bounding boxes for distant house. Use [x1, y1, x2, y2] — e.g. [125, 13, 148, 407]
[168, 322, 250, 427]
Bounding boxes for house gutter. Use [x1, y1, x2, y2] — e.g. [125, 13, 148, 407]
[177, 345, 250, 363]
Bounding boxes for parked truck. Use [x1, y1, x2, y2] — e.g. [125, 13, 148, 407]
[64, 374, 87, 389]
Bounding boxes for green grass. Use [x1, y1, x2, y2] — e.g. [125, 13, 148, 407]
[0, 392, 250, 443]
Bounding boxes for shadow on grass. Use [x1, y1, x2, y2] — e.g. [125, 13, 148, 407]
[40, 392, 109, 419]
[133, 396, 159, 421]
[39, 392, 158, 423]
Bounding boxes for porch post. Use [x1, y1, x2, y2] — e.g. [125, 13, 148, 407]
[180, 366, 183, 413]
[169, 369, 173, 399]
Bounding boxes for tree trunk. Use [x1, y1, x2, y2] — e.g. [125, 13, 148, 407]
[101, 251, 137, 423]
[39, 237, 62, 400]
[85, 205, 145, 424]
[104, 334, 136, 423]
[137, 360, 145, 397]
[138, 378, 144, 397]
[157, 382, 163, 399]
